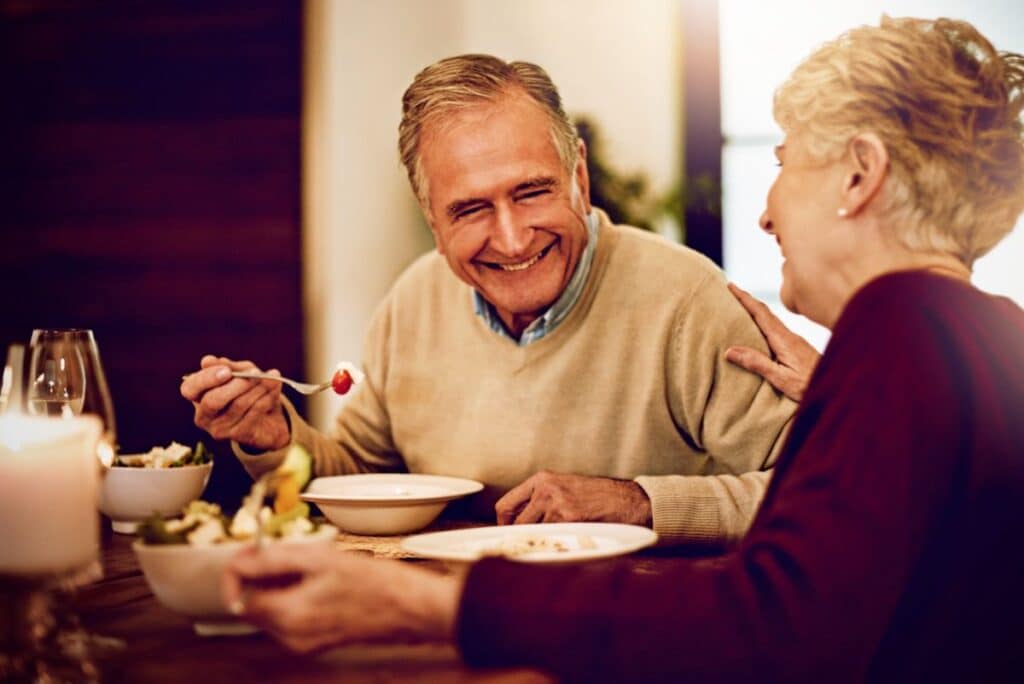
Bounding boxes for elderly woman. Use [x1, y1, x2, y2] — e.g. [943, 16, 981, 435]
[223, 17, 1024, 681]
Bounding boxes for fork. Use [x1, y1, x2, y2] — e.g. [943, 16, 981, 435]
[230, 370, 331, 395]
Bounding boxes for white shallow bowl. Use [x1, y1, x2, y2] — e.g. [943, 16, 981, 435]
[99, 461, 213, 533]
[133, 525, 338, 635]
[301, 473, 484, 536]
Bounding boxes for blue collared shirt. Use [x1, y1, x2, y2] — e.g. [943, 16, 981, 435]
[472, 211, 599, 346]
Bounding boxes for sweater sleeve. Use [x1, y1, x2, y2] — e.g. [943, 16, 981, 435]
[231, 296, 405, 480]
[641, 272, 795, 544]
[634, 469, 772, 544]
[456, 285, 966, 681]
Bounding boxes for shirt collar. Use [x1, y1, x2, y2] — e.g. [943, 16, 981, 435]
[473, 210, 599, 346]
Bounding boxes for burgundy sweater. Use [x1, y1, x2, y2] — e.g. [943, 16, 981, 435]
[457, 271, 1024, 682]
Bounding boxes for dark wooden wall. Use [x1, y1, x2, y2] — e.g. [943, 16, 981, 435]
[0, 0, 304, 506]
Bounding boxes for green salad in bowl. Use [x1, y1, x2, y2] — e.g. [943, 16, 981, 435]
[131, 445, 336, 635]
[100, 441, 216, 533]
[136, 498, 323, 546]
[113, 441, 213, 468]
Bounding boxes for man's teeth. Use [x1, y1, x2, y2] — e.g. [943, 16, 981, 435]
[499, 252, 543, 272]
[497, 252, 540, 270]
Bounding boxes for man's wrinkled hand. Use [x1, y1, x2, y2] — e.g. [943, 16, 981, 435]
[495, 470, 653, 527]
[179, 355, 291, 451]
[724, 282, 820, 403]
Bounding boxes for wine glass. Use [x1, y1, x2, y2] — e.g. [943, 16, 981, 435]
[27, 329, 117, 465]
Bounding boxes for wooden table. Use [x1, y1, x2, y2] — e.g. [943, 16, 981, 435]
[76, 527, 719, 682]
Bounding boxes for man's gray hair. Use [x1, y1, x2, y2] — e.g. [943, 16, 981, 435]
[399, 54, 579, 210]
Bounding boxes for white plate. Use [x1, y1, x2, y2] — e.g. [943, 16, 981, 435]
[401, 523, 658, 563]
[301, 473, 483, 507]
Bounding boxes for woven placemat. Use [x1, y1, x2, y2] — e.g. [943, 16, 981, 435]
[333, 519, 483, 559]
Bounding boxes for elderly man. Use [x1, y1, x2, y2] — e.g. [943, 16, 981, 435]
[181, 54, 795, 545]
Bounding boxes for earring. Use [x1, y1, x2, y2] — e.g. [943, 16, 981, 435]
[837, 207, 849, 218]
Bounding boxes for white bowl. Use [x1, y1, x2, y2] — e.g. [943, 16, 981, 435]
[133, 526, 337, 635]
[301, 473, 484, 536]
[99, 462, 213, 533]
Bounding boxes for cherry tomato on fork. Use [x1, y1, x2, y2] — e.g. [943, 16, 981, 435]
[331, 369, 354, 395]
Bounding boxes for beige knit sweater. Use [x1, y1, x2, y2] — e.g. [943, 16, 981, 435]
[236, 213, 796, 544]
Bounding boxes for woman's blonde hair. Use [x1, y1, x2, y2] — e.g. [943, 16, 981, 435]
[774, 16, 1024, 266]
[398, 54, 579, 211]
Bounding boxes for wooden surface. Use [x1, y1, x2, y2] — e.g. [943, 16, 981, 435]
[76, 531, 560, 683]
[0, 0, 304, 506]
[76, 526, 724, 682]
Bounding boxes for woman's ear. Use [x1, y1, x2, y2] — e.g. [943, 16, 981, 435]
[841, 133, 889, 217]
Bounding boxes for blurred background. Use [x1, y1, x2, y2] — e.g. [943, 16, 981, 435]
[2, 0, 1021, 504]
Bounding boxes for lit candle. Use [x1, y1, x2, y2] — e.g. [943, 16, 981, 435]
[0, 414, 101, 574]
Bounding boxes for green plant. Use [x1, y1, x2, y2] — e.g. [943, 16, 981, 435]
[575, 115, 720, 240]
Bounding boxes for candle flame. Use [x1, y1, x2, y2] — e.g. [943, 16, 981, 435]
[96, 440, 115, 467]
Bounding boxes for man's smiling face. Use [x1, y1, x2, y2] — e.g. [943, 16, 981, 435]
[420, 91, 591, 337]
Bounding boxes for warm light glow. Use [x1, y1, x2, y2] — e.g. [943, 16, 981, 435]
[0, 413, 102, 574]
[0, 413, 98, 452]
[96, 439, 115, 468]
